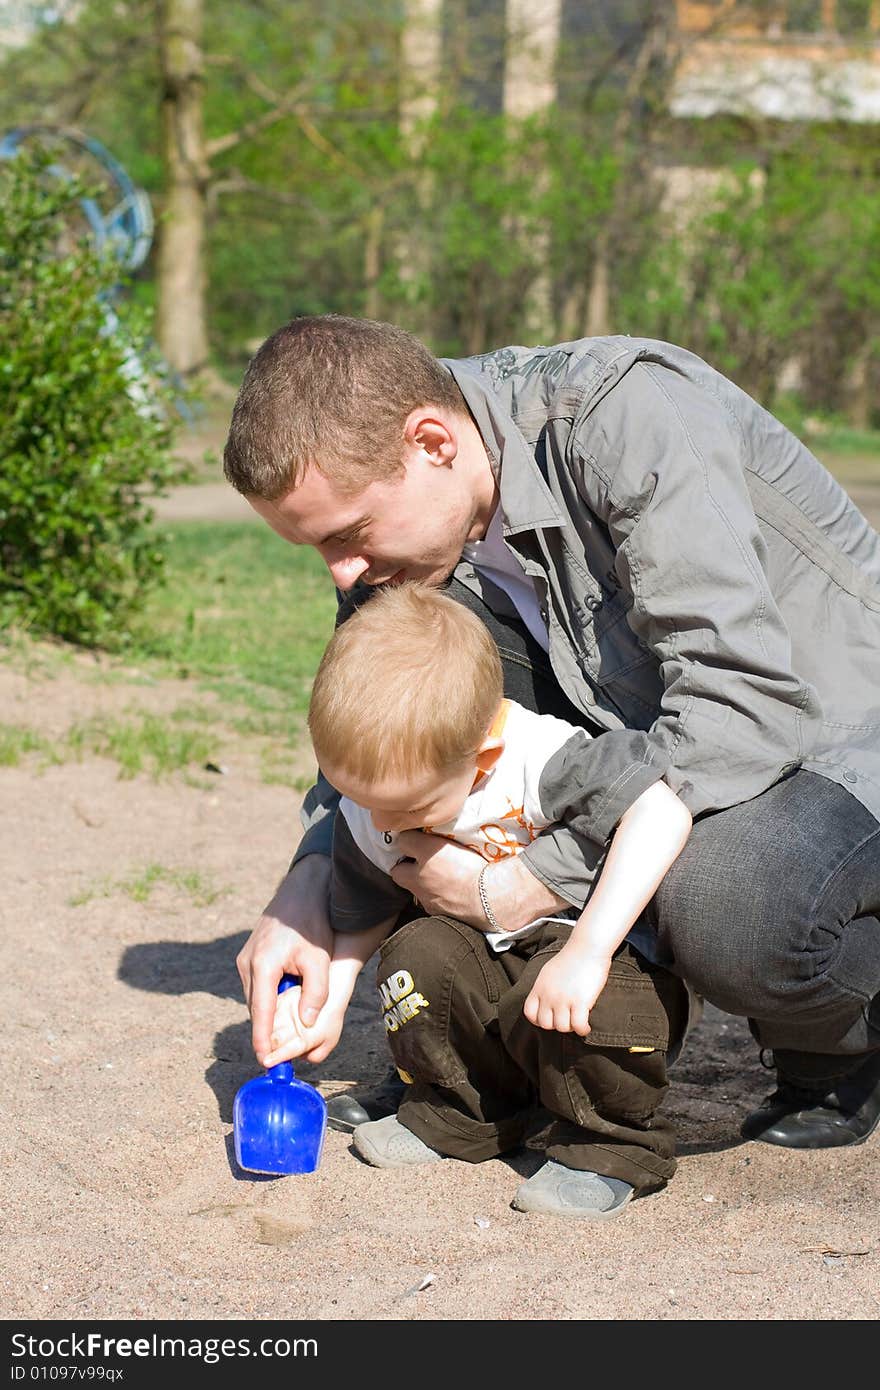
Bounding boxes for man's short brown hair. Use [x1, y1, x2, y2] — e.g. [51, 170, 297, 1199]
[223, 315, 466, 499]
[308, 583, 503, 786]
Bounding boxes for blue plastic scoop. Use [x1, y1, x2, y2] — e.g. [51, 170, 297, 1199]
[233, 974, 327, 1175]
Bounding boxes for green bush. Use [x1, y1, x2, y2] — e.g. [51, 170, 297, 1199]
[0, 149, 182, 646]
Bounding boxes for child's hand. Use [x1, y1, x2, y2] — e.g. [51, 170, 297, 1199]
[262, 983, 344, 1067]
[523, 948, 612, 1036]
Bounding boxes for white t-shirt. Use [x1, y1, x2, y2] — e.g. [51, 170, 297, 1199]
[462, 507, 549, 652]
[338, 699, 582, 951]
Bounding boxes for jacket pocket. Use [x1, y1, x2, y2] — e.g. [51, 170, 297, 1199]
[588, 608, 664, 728]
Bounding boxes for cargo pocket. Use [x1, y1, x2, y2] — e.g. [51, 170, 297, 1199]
[581, 947, 683, 1052]
[546, 946, 685, 1126]
[558, 1034, 670, 1126]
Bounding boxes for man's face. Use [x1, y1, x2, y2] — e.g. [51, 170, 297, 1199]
[246, 417, 495, 591]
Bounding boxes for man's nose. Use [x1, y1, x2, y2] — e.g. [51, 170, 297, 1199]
[321, 551, 370, 590]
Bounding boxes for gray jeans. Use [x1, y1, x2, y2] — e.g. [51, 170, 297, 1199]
[648, 769, 880, 1083]
[446, 579, 880, 1086]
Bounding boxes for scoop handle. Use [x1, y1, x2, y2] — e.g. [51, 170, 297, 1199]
[266, 974, 303, 1081]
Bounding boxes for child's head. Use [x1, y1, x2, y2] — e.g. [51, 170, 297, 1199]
[308, 583, 504, 832]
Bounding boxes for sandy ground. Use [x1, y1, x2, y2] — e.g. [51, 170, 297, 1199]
[3, 448, 879, 1329]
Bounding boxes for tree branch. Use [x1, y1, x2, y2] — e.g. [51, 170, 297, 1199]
[204, 77, 313, 159]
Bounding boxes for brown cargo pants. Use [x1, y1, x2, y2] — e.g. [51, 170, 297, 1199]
[377, 914, 690, 1193]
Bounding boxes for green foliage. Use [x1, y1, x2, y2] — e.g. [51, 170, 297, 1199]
[0, 149, 182, 646]
[3, 3, 879, 420]
[615, 135, 880, 415]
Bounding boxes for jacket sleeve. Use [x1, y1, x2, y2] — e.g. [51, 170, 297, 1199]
[516, 821, 605, 910]
[289, 768, 339, 868]
[554, 360, 821, 845]
[517, 726, 664, 906]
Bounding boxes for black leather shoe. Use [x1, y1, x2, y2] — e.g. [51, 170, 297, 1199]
[741, 1050, 880, 1148]
[325, 1067, 407, 1134]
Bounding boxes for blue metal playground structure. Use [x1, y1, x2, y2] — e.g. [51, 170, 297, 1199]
[0, 123, 154, 275]
[2, 124, 192, 416]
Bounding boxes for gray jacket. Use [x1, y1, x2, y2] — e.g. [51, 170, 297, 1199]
[295, 335, 880, 906]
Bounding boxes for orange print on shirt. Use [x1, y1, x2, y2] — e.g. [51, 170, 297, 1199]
[477, 801, 538, 861]
[424, 797, 538, 862]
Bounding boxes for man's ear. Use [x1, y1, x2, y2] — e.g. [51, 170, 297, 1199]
[403, 408, 457, 467]
[474, 736, 504, 774]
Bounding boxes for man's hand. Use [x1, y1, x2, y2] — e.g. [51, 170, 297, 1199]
[389, 832, 484, 925]
[523, 946, 612, 1036]
[236, 855, 334, 1066]
[390, 835, 569, 931]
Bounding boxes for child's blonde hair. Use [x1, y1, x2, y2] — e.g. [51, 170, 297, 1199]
[308, 583, 503, 784]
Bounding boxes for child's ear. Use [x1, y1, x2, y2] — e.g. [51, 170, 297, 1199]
[475, 736, 504, 774]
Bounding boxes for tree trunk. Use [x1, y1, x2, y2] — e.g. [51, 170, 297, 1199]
[846, 339, 873, 429]
[364, 203, 384, 321]
[585, 246, 610, 338]
[400, 0, 444, 140]
[503, 0, 561, 344]
[584, 9, 670, 340]
[397, 0, 443, 336]
[503, 0, 560, 120]
[156, 0, 210, 377]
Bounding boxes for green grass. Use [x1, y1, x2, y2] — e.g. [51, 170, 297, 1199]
[1, 520, 331, 789]
[168, 701, 219, 725]
[0, 722, 60, 767]
[21, 521, 338, 782]
[773, 400, 880, 482]
[0, 630, 79, 682]
[67, 712, 218, 780]
[130, 521, 337, 723]
[258, 742, 318, 789]
[0, 704, 312, 787]
[71, 862, 228, 908]
[804, 422, 880, 459]
[0, 711, 222, 781]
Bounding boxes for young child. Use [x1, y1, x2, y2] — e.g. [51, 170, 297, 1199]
[269, 583, 693, 1218]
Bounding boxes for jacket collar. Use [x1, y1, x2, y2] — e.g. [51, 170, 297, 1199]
[443, 357, 565, 537]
